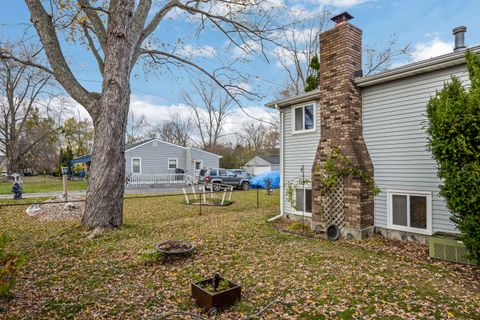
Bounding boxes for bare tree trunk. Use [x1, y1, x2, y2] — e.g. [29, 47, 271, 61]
[82, 94, 129, 228]
[81, 0, 133, 229]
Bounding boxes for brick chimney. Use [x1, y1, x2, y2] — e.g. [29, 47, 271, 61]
[311, 12, 374, 239]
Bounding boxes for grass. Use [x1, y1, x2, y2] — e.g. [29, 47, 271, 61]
[0, 176, 87, 194]
[1, 190, 479, 319]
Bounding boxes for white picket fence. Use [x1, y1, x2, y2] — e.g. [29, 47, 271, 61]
[125, 173, 195, 188]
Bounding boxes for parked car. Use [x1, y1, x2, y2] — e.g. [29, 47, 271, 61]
[231, 169, 251, 178]
[199, 168, 250, 191]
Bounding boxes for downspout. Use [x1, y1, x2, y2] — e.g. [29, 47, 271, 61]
[268, 104, 284, 222]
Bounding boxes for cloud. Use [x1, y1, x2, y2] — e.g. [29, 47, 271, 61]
[232, 40, 262, 58]
[129, 95, 276, 143]
[62, 94, 277, 145]
[411, 37, 453, 62]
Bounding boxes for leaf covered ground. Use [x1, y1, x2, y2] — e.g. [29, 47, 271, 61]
[1, 191, 479, 319]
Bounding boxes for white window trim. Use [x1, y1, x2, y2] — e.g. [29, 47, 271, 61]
[168, 158, 178, 170]
[194, 160, 203, 172]
[387, 190, 432, 235]
[131, 157, 142, 174]
[291, 103, 316, 135]
[293, 186, 312, 218]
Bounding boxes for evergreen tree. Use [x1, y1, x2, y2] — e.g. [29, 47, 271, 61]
[426, 50, 480, 261]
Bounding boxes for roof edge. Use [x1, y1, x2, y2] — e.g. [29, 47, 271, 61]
[265, 89, 320, 109]
[356, 46, 480, 87]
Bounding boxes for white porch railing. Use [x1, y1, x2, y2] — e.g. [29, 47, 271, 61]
[125, 173, 195, 188]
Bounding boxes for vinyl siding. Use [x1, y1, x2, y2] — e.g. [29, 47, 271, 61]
[188, 148, 220, 175]
[281, 99, 320, 216]
[125, 141, 186, 174]
[363, 64, 470, 234]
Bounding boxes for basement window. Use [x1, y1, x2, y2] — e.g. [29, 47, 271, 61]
[292, 104, 315, 133]
[387, 190, 432, 235]
[295, 188, 312, 215]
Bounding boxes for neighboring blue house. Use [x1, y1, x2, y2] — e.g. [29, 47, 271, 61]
[71, 139, 221, 180]
[124, 139, 220, 178]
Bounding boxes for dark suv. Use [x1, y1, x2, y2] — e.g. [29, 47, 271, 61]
[199, 168, 250, 191]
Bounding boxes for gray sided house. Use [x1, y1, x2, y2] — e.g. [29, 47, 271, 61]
[267, 12, 475, 242]
[244, 155, 280, 175]
[125, 139, 220, 179]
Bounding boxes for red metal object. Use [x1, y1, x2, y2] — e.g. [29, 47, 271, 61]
[191, 276, 241, 311]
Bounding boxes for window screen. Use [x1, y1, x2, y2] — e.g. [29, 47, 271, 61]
[410, 196, 427, 229]
[305, 189, 312, 213]
[392, 195, 408, 226]
[295, 107, 303, 131]
[295, 189, 304, 211]
[295, 189, 312, 213]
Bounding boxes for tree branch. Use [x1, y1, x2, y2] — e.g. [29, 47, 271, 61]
[82, 22, 104, 75]
[24, 0, 98, 115]
[78, 0, 108, 54]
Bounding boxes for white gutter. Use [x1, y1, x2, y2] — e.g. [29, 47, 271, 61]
[268, 104, 284, 222]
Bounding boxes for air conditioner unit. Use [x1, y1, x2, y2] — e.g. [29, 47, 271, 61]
[429, 233, 476, 265]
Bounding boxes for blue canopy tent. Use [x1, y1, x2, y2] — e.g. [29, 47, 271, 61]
[69, 154, 92, 177]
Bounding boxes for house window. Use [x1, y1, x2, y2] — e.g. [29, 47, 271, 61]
[388, 191, 431, 234]
[194, 161, 202, 171]
[293, 104, 315, 133]
[295, 188, 312, 213]
[131, 157, 141, 174]
[168, 158, 178, 169]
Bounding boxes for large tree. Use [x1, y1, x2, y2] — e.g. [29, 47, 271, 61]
[1, 0, 281, 229]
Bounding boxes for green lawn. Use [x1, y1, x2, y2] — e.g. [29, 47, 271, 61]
[1, 191, 479, 319]
[0, 176, 87, 194]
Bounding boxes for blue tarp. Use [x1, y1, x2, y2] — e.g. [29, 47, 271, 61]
[249, 171, 280, 189]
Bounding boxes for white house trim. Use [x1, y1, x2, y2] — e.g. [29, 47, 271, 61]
[386, 190, 433, 235]
[291, 103, 316, 135]
[131, 157, 142, 174]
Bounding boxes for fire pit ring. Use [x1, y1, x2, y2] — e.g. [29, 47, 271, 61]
[156, 240, 195, 256]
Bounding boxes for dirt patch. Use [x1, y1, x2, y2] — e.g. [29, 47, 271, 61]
[25, 197, 85, 221]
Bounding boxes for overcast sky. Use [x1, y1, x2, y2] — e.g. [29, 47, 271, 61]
[1, 0, 479, 139]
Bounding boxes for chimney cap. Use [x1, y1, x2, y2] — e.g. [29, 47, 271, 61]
[331, 11, 354, 24]
[453, 26, 467, 34]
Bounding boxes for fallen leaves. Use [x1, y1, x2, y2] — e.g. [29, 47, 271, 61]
[0, 191, 479, 319]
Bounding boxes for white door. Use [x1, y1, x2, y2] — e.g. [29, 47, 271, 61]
[193, 160, 203, 179]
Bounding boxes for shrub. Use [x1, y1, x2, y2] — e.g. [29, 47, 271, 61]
[426, 50, 480, 261]
[0, 235, 25, 298]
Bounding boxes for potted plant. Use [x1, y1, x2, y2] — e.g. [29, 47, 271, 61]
[191, 273, 241, 314]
